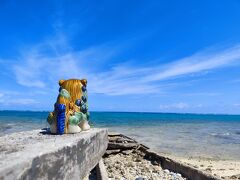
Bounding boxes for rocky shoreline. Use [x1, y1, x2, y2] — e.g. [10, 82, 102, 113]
[87, 132, 232, 180]
[104, 149, 186, 180]
[102, 133, 187, 180]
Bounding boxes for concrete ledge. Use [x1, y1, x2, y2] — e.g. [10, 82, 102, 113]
[0, 128, 108, 180]
[95, 158, 108, 180]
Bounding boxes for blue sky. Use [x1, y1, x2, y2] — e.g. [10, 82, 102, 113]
[1, 0, 240, 114]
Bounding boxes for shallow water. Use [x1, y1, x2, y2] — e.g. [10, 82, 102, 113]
[0, 111, 240, 160]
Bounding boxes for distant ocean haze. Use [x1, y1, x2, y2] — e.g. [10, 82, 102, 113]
[0, 111, 240, 160]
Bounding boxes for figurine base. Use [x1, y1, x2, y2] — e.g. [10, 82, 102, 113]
[68, 125, 81, 133]
[80, 120, 90, 131]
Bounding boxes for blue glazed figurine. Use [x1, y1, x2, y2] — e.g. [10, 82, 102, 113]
[47, 79, 90, 134]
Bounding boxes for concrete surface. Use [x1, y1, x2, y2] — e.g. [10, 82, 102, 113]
[95, 158, 108, 180]
[0, 128, 108, 180]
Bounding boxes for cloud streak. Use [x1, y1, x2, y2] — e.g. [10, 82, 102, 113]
[9, 35, 240, 96]
[159, 102, 189, 110]
[140, 45, 240, 82]
[88, 44, 240, 95]
[0, 91, 39, 106]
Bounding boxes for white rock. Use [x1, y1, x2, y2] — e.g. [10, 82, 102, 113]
[163, 169, 170, 173]
[176, 173, 182, 177]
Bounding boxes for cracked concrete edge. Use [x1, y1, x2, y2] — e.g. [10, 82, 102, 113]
[0, 128, 108, 180]
[96, 158, 108, 180]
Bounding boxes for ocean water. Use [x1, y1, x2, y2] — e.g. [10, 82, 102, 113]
[0, 111, 240, 160]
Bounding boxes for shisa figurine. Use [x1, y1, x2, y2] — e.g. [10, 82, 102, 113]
[47, 79, 90, 134]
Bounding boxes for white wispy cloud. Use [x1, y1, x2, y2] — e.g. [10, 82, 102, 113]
[159, 102, 189, 110]
[0, 98, 39, 107]
[8, 34, 240, 95]
[141, 45, 240, 82]
[183, 92, 222, 96]
[233, 103, 240, 107]
[87, 44, 240, 95]
[0, 91, 39, 106]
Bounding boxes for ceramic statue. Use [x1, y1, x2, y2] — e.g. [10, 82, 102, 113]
[47, 79, 90, 134]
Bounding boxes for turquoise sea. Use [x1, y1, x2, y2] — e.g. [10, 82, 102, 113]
[0, 111, 240, 160]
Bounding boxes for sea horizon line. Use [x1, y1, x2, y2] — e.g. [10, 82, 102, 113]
[0, 109, 240, 116]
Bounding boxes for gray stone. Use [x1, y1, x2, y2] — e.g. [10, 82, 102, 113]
[95, 158, 108, 180]
[0, 128, 108, 180]
[105, 149, 121, 155]
[107, 142, 138, 150]
[135, 177, 144, 180]
[121, 150, 133, 155]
